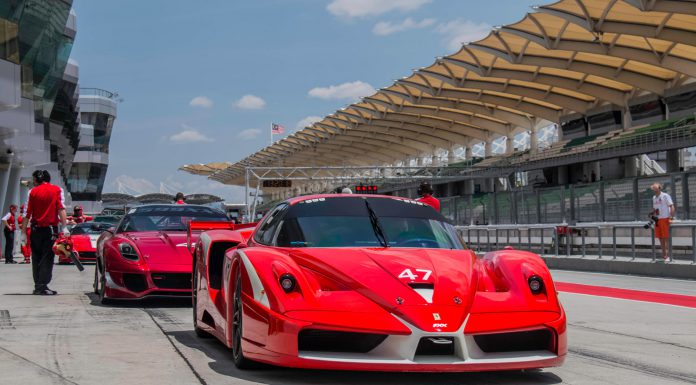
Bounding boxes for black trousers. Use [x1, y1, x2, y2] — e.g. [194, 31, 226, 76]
[30, 226, 56, 290]
[3, 229, 14, 263]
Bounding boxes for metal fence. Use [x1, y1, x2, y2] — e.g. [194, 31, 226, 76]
[456, 221, 696, 263]
[442, 171, 696, 225]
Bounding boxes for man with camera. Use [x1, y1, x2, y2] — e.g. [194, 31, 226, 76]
[651, 183, 675, 262]
[21, 170, 68, 295]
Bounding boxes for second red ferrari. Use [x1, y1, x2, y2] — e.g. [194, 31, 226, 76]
[93, 204, 229, 303]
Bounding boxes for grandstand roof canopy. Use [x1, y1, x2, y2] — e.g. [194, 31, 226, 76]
[181, 0, 696, 186]
[101, 193, 224, 205]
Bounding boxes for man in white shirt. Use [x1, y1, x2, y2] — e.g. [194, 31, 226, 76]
[2, 204, 18, 263]
[651, 183, 675, 262]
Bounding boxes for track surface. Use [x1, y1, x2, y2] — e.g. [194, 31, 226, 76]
[1, 265, 695, 385]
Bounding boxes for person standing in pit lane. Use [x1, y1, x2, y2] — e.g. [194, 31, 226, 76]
[651, 182, 675, 262]
[21, 170, 68, 295]
[416, 182, 441, 212]
[175, 192, 186, 205]
[18, 205, 31, 264]
[2, 204, 18, 264]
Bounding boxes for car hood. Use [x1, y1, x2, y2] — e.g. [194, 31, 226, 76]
[71, 234, 98, 252]
[124, 231, 194, 267]
[286, 247, 476, 331]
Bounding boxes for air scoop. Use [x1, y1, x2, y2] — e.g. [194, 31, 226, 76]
[408, 282, 435, 303]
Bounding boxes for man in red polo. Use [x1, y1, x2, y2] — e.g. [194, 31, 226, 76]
[21, 170, 68, 295]
[416, 182, 440, 212]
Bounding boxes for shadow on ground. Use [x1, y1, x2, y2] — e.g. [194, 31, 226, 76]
[84, 292, 192, 308]
[166, 330, 563, 385]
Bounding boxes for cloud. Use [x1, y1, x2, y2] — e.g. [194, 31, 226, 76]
[296, 116, 323, 130]
[234, 94, 266, 110]
[237, 128, 262, 140]
[169, 124, 213, 143]
[327, 0, 431, 18]
[436, 19, 491, 51]
[373, 17, 435, 36]
[189, 96, 213, 108]
[308, 81, 376, 101]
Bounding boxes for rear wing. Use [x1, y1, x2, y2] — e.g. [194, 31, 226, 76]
[186, 221, 257, 253]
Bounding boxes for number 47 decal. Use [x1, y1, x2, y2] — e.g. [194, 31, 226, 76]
[398, 268, 432, 281]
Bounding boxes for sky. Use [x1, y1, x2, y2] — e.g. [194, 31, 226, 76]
[71, 0, 538, 201]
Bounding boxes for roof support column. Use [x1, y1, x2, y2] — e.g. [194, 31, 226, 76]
[555, 123, 563, 141]
[530, 128, 539, 154]
[622, 109, 633, 130]
[484, 139, 493, 158]
[447, 145, 457, 165]
[505, 133, 515, 155]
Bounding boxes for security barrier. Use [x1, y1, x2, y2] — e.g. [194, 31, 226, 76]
[456, 220, 696, 263]
[442, 171, 696, 226]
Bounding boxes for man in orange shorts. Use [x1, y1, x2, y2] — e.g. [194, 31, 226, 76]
[651, 183, 675, 262]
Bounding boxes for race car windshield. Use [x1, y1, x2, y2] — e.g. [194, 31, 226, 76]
[274, 197, 464, 249]
[117, 206, 228, 232]
[70, 224, 104, 235]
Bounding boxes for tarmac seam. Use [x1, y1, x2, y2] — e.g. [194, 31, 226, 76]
[144, 309, 208, 385]
[0, 345, 80, 385]
[569, 322, 696, 352]
[569, 347, 696, 384]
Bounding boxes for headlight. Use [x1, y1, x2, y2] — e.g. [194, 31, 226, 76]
[528, 275, 544, 294]
[119, 243, 139, 261]
[279, 273, 297, 293]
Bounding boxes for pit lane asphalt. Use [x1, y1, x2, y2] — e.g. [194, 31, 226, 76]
[1, 264, 695, 385]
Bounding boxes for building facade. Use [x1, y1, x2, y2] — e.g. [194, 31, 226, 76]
[0, 0, 79, 217]
[67, 88, 118, 212]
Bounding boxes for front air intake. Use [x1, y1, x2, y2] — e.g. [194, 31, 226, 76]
[415, 337, 455, 356]
[473, 329, 553, 353]
[298, 329, 387, 353]
[151, 273, 192, 289]
[122, 273, 148, 292]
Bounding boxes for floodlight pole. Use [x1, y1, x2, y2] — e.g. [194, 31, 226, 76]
[245, 167, 250, 221]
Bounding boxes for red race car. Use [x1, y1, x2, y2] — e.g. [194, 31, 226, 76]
[57, 222, 106, 264]
[192, 194, 566, 372]
[93, 204, 229, 303]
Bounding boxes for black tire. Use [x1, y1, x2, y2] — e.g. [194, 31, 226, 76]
[98, 265, 112, 305]
[232, 269, 256, 369]
[192, 261, 211, 338]
[93, 261, 100, 294]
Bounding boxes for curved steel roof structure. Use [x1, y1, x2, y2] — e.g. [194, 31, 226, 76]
[181, 0, 696, 186]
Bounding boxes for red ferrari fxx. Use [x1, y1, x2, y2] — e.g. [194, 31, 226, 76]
[192, 194, 566, 371]
[57, 222, 106, 264]
[93, 204, 228, 303]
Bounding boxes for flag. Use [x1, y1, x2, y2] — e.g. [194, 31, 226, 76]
[271, 123, 285, 134]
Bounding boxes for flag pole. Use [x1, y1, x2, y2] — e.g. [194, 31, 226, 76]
[270, 123, 273, 146]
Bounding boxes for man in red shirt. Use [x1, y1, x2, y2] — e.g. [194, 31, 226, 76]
[2, 204, 18, 264]
[175, 192, 186, 205]
[416, 182, 441, 212]
[21, 170, 68, 295]
[67, 205, 92, 224]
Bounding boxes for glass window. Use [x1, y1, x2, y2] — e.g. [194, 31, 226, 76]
[629, 100, 664, 123]
[0, 18, 19, 63]
[117, 206, 228, 233]
[273, 197, 464, 249]
[70, 224, 104, 236]
[665, 90, 696, 114]
[254, 204, 288, 245]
